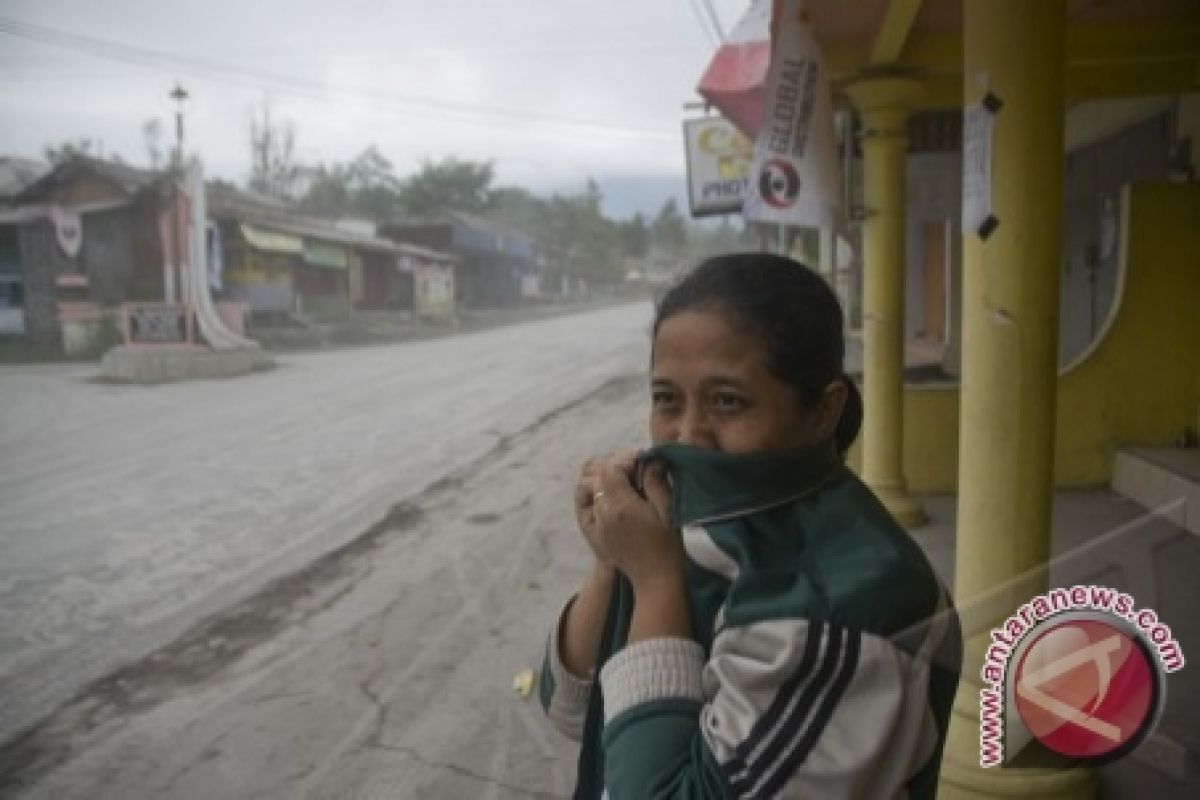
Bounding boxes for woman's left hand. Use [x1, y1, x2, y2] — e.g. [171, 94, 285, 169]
[586, 452, 683, 589]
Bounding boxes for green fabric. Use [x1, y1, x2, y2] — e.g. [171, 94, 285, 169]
[302, 240, 349, 270]
[602, 698, 727, 799]
[642, 440, 840, 527]
[567, 443, 961, 799]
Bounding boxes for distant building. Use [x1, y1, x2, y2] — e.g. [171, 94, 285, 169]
[207, 184, 456, 323]
[380, 210, 540, 309]
[0, 156, 169, 347]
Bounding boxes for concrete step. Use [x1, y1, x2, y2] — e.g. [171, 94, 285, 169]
[1112, 447, 1200, 534]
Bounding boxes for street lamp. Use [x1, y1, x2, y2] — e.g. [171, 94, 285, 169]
[169, 83, 189, 167]
[168, 84, 189, 304]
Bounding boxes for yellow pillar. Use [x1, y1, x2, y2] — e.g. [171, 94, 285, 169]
[845, 76, 927, 528]
[939, 1, 1094, 797]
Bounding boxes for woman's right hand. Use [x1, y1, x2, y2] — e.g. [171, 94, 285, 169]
[574, 457, 606, 562]
[574, 451, 637, 571]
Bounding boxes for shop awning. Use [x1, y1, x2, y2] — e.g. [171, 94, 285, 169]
[240, 223, 302, 254]
[303, 240, 349, 270]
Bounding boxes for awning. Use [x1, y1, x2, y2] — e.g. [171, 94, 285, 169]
[240, 223, 302, 254]
[303, 240, 349, 270]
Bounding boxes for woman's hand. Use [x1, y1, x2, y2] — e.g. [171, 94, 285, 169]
[582, 451, 682, 589]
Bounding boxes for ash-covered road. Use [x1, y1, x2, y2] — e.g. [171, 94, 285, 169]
[0, 302, 652, 752]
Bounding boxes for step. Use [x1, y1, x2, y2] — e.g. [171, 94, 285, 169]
[1111, 447, 1200, 535]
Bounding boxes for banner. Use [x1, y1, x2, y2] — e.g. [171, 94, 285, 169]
[51, 206, 82, 258]
[683, 116, 754, 217]
[696, 0, 772, 138]
[742, 0, 844, 230]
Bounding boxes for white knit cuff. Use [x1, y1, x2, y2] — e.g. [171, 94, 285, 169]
[546, 595, 593, 731]
[599, 637, 705, 723]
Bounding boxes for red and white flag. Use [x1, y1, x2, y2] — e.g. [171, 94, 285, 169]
[696, 0, 772, 139]
[741, 0, 844, 230]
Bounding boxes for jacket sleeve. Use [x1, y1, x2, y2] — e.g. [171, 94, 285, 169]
[598, 616, 945, 799]
[538, 595, 594, 741]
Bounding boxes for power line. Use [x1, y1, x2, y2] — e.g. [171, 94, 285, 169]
[686, 0, 719, 46]
[0, 15, 676, 143]
[700, 0, 727, 41]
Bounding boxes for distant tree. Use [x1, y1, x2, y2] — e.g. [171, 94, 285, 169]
[651, 198, 689, 257]
[398, 156, 495, 217]
[300, 162, 353, 216]
[142, 118, 165, 170]
[618, 212, 650, 259]
[248, 102, 301, 200]
[298, 145, 403, 220]
[43, 138, 96, 166]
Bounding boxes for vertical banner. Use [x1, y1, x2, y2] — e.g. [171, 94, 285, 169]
[742, 0, 844, 232]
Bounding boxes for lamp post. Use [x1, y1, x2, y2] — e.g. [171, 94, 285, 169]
[168, 84, 189, 306]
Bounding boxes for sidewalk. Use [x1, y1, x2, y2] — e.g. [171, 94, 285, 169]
[912, 490, 1199, 796]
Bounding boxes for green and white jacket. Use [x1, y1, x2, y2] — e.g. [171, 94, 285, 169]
[539, 442, 962, 799]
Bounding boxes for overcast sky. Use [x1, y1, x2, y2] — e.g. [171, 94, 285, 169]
[0, 0, 748, 218]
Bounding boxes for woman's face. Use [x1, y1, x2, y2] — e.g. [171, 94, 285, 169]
[649, 308, 839, 453]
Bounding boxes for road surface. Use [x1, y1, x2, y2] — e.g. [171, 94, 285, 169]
[0, 302, 653, 752]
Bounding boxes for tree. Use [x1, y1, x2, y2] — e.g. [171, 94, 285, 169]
[651, 198, 689, 257]
[299, 145, 402, 220]
[398, 157, 495, 217]
[142, 119, 164, 171]
[618, 212, 650, 259]
[44, 138, 95, 166]
[248, 102, 301, 200]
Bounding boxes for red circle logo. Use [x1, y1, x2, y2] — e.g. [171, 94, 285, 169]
[1013, 617, 1158, 761]
[758, 159, 800, 209]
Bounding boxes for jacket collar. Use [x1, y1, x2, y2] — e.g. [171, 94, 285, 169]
[639, 440, 842, 527]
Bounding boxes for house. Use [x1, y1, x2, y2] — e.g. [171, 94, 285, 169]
[0, 156, 170, 349]
[380, 210, 540, 309]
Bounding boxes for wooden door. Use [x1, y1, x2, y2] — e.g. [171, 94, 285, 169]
[921, 219, 948, 342]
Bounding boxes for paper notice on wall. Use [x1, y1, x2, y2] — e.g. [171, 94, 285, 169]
[963, 102, 997, 238]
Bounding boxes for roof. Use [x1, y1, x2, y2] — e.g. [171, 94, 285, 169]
[386, 209, 538, 260]
[0, 157, 48, 201]
[207, 183, 456, 263]
[14, 155, 162, 204]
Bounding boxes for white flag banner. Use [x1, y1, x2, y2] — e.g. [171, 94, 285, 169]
[742, 0, 843, 230]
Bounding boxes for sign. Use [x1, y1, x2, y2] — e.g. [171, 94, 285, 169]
[963, 93, 1001, 239]
[51, 206, 83, 258]
[127, 304, 190, 344]
[742, 0, 843, 230]
[977, 585, 1183, 768]
[683, 116, 753, 217]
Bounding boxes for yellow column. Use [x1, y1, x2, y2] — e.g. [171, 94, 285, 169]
[845, 76, 926, 528]
[939, 1, 1094, 797]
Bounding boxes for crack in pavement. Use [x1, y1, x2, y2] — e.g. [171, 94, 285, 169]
[363, 741, 560, 800]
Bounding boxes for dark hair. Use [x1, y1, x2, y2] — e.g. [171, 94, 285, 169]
[652, 252, 862, 454]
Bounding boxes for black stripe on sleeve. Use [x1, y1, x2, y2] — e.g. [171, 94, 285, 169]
[727, 623, 846, 796]
[721, 617, 825, 780]
[752, 628, 862, 799]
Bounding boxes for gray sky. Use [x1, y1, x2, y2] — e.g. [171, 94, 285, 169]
[0, 0, 747, 217]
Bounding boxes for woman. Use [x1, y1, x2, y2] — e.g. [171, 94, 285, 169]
[539, 253, 962, 799]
